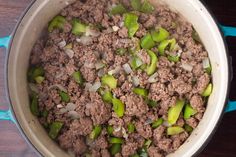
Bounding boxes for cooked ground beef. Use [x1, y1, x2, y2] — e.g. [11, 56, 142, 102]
[28, 0, 212, 156]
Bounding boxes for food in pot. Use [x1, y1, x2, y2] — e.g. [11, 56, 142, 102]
[28, 0, 212, 156]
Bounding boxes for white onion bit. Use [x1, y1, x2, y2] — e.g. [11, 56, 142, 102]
[108, 66, 121, 75]
[85, 83, 93, 91]
[66, 103, 76, 111]
[68, 111, 80, 119]
[48, 84, 67, 92]
[112, 26, 120, 32]
[95, 61, 105, 70]
[65, 49, 75, 58]
[84, 61, 95, 69]
[114, 126, 121, 132]
[28, 83, 39, 94]
[59, 108, 68, 114]
[202, 58, 210, 69]
[180, 63, 193, 72]
[77, 36, 93, 45]
[163, 121, 171, 127]
[85, 27, 100, 37]
[89, 82, 101, 92]
[123, 63, 133, 74]
[57, 104, 64, 109]
[122, 127, 128, 139]
[98, 69, 105, 77]
[148, 72, 158, 83]
[132, 76, 140, 87]
[58, 40, 66, 48]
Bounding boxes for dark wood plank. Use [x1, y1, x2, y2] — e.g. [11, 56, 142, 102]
[0, 0, 236, 156]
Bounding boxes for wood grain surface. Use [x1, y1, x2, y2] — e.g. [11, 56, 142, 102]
[0, 0, 236, 156]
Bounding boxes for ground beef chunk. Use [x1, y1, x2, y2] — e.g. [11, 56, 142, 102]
[143, 15, 157, 28]
[170, 76, 192, 95]
[121, 142, 138, 157]
[153, 125, 166, 145]
[171, 132, 189, 150]
[195, 73, 210, 94]
[73, 137, 87, 155]
[118, 27, 128, 38]
[158, 67, 174, 83]
[157, 138, 173, 153]
[190, 94, 204, 112]
[80, 66, 97, 83]
[70, 118, 93, 136]
[135, 121, 152, 139]
[124, 93, 149, 117]
[137, 50, 150, 65]
[58, 130, 73, 149]
[186, 117, 198, 128]
[149, 82, 169, 102]
[101, 149, 111, 157]
[94, 136, 109, 150]
[85, 93, 111, 124]
[148, 146, 163, 157]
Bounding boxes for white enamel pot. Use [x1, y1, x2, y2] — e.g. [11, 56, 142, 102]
[0, 0, 236, 156]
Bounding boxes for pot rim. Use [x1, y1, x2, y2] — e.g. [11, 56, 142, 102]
[4, 0, 231, 156]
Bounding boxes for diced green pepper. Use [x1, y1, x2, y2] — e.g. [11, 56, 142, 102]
[110, 143, 121, 155]
[202, 83, 213, 97]
[28, 67, 45, 82]
[138, 148, 148, 157]
[111, 4, 127, 15]
[167, 126, 185, 136]
[112, 98, 125, 118]
[184, 124, 193, 133]
[129, 38, 141, 54]
[131, 0, 142, 11]
[48, 16, 66, 32]
[158, 38, 176, 56]
[72, 19, 87, 35]
[102, 91, 113, 103]
[144, 139, 152, 148]
[130, 56, 143, 70]
[130, 154, 140, 157]
[192, 30, 201, 43]
[109, 137, 124, 144]
[30, 94, 40, 116]
[151, 27, 170, 42]
[146, 50, 158, 75]
[168, 100, 185, 125]
[35, 76, 45, 84]
[89, 125, 102, 140]
[147, 99, 158, 108]
[167, 55, 180, 63]
[64, 43, 73, 49]
[59, 91, 70, 103]
[184, 104, 197, 120]
[72, 71, 84, 85]
[152, 118, 163, 129]
[101, 75, 118, 89]
[124, 13, 139, 38]
[107, 125, 114, 135]
[205, 66, 212, 74]
[49, 122, 63, 139]
[116, 48, 127, 56]
[127, 123, 135, 133]
[140, 0, 155, 13]
[41, 110, 49, 118]
[141, 33, 155, 50]
[133, 87, 148, 97]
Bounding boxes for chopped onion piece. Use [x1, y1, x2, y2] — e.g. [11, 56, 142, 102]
[98, 69, 105, 77]
[65, 49, 74, 58]
[108, 66, 121, 75]
[89, 82, 101, 92]
[48, 84, 67, 92]
[202, 58, 210, 69]
[85, 83, 93, 91]
[95, 61, 105, 70]
[132, 76, 140, 87]
[57, 104, 63, 109]
[28, 83, 39, 93]
[122, 127, 128, 139]
[59, 108, 68, 114]
[58, 40, 66, 48]
[85, 26, 100, 37]
[180, 63, 193, 72]
[84, 61, 95, 69]
[163, 121, 171, 127]
[77, 36, 93, 45]
[144, 118, 153, 125]
[114, 126, 121, 132]
[68, 111, 80, 119]
[148, 72, 158, 83]
[119, 21, 124, 27]
[123, 63, 133, 74]
[112, 26, 120, 32]
[66, 103, 76, 111]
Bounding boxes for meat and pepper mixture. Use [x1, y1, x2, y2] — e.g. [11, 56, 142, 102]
[28, 0, 213, 156]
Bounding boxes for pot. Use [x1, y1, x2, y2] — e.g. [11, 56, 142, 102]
[0, 0, 236, 156]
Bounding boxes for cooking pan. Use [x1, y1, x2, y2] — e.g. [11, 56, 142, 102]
[0, 0, 236, 156]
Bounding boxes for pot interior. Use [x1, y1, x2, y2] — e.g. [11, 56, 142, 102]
[7, 0, 229, 156]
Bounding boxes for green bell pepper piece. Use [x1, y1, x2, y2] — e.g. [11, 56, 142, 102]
[101, 75, 118, 89]
[158, 38, 176, 56]
[35, 76, 45, 84]
[124, 13, 139, 38]
[167, 126, 185, 136]
[146, 50, 158, 75]
[102, 91, 113, 103]
[116, 48, 127, 56]
[107, 125, 114, 135]
[131, 0, 142, 11]
[28, 67, 45, 82]
[109, 137, 124, 144]
[184, 124, 193, 133]
[112, 98, 125, 118]
[127, 123, 135, 133]
[151, 27, 170, 42]
[59, 91, 70, 103]
[168, 100, 185, 125]
[192, 30, 201, 43]
[184, 104, 197, 120]
[49, 122, 63, 139]
[133, 87, 148, 97]
[202, 83, 213, 97]
[141, 33, 155, 50]
[48, 16, 66, 32]
[130, 56, 143, 70]
[89, 125, 102, 140]
[167, 55, 180, 63]
[30, 94, 40, 116]
[147, 99, 158, 108]
[140, 0, 155, 13]
[152, 118, 163, 129]
[111, 4, 127, 15]
[72, 71, 84, 85]
[72, 19, 87, 35]
[110, 143, 121, 155]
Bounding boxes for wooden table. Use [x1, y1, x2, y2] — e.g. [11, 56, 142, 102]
[0, 0, 236, 156]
